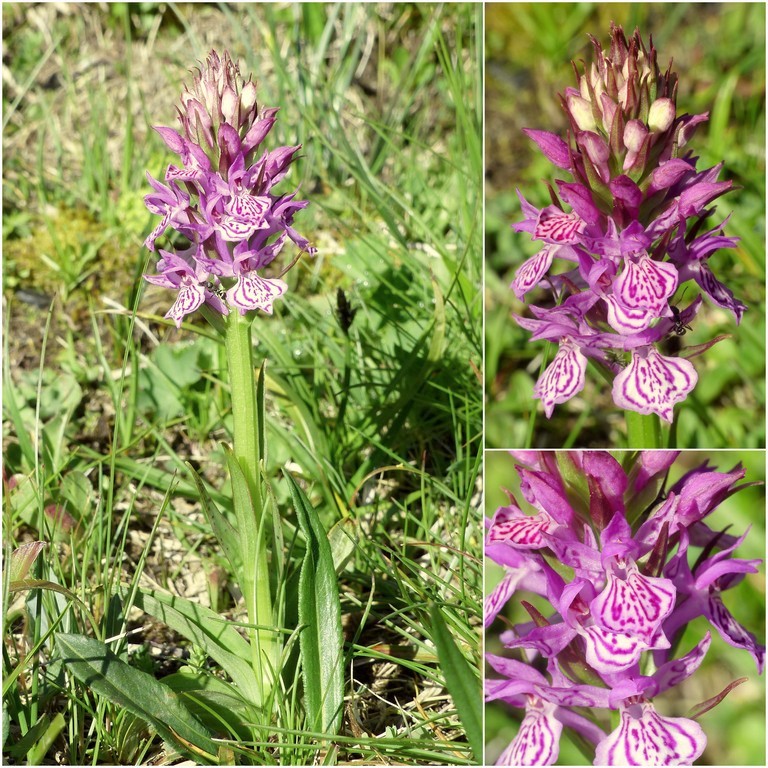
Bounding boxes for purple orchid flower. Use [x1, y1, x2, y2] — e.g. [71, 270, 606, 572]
[486, 451, 763, 766]
[508, 25, 745, 422]
[143, 50, 313, 327]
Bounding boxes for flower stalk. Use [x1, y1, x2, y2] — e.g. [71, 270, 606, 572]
[224, 310, 276, 695]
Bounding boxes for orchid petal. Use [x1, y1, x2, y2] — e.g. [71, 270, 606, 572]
[165, 282, 206, 328]
[497, 697, 562, 766]
[534, 342, 588, 417]
[614, 255, 678, 314]
[511, 245, 557, 299]
[226, 274, 287, 315]
[487, 505, 554, 549]
[578, 623, 649, 673]
[594, 701, 706, 766]
[706, 594, 765, 673]
[612, 349, 697, 422]
[534, 209, 587, 244]
[591, 562, 676, 644]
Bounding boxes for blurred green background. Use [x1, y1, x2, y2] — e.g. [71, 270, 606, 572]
[485, 450, 766, 766]
[485, 3, 766, 449]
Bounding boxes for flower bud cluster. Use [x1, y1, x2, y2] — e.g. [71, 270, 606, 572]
[143, 50, 314, 327]
[486, 451, 764, 766]
[511, 25, 745, 422]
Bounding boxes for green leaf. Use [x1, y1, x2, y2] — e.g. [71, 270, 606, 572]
[285, 472, 344, 735]
[125, 587, 262, 707]
[8, 541, 46, 582]
[55, 633, 218, 763]
[162, 668, 253, 737]
[224, 447, 260, 568]
[186, 462, 242, 573]
[428, 605, 482, 761]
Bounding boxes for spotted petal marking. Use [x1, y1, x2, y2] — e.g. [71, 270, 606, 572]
[487, 506, 553, 549]
[594, 701, 706, 766]
[165, 282, 206, 327]
[217, 194, 271, 241]
[591, 562, 676, 644]
[605, 294, 656, 334]
[511, 245, 557, 299]
[534, 210, 586, 244]
[497, 697, 562, 767]
[579, 623, 648, 673]
[227, 192, 270, 221]
[612, 348, 697, 423]
[226, 273, 287, 315]
[534, 342, 588, 418]
[614, 255, 678, 314]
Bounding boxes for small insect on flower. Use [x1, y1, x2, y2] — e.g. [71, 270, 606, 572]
[336, 288, 357, 335]
[205, 281, 227, 300]
[670, 304, 693, 336]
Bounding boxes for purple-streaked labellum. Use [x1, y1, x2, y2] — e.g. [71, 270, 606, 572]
[534, 209, 587, 244]
[534, 341, 588, 417]
[594, 700, 706, 766]
[612, 348, 697, 422]
[511, 245, 557, 299]
[591, 561, 675, 644]
[604, 294, 656, 334]
[578, 622, 650, 673]
[165, 281, 206, 327]
[226, 192, 270, 221]
[497, 697, 562, 767]
[227, 274, 287, 315]
[614, 255, 678, 314]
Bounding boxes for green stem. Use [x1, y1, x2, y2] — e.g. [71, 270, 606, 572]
[625, 410, 665, 449]
[224, 310, 276, 698]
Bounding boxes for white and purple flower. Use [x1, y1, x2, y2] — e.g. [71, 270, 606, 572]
[508, 25, 744, 423]
[486, 451, 764, 766]
[143, 50, 314, 327]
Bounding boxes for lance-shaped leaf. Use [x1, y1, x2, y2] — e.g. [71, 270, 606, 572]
[55, 633, 218, 763]
[285, 472, 344, 735]
[429, 604, 482, 761]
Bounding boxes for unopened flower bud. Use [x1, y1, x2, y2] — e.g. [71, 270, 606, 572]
[221, 85, 239, 127]
[648, 98, 675, 132]
[241, 81, 258, 115]
[623, 119, 648, 152]
[567, 93, 597, 132]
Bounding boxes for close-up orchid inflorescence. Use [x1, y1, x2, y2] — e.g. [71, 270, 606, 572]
[485, 450, 764, 766]
[143, 50, 314, 327]
[510, 24, 745, 424]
